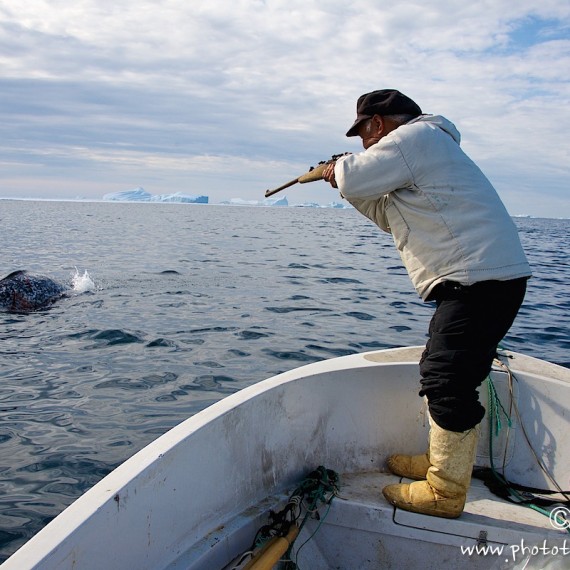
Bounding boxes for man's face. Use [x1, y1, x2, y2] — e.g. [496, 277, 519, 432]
[357, 115, 383, 149]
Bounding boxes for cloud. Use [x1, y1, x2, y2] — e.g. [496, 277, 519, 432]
[0, 0, 568, 217]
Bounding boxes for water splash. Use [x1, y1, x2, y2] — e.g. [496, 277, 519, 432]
[71, 268, 95, 293]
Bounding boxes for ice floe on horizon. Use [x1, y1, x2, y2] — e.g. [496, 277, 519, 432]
[219, 196, 350, 209]
[103, 188, 208, 203]
[219, 196, 289, 207]
[102, 188, 350, 209]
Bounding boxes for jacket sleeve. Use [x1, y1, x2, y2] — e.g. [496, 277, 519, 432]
[335, 138, 414, 199]
[344, 195, 391, 233]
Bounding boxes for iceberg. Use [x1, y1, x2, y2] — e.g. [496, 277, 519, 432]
[292, 201, 350, 209]
[218, 196, 350, 208]
[264, 196, 288, 207]
[103, 187, 153, 201]
[150, 192, 208, 204]
[293, 202, 322, 208]
[219, 196, 289, 207]
[103, 188, 208, 204]
[219, 198, 261, 206]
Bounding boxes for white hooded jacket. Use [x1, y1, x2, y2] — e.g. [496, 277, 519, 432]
[335, 115, 531, 300]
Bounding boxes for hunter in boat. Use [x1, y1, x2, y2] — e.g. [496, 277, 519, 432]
[322, 88, 532, 519]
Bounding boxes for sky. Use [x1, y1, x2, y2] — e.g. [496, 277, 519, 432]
[0, 1, 568, 217]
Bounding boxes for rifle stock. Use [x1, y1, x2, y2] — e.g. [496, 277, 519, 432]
[264, 154, 348, 198]
[297, 162, 329, 183]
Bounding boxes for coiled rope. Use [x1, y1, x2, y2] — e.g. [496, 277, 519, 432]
[483, 353, 570, 533]
[231, 466, 340, 569]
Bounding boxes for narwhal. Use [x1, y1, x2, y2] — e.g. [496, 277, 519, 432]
[0, 270, 69, 312]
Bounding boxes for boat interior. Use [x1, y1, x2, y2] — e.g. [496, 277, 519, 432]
[168, 348, 570, 570]
[3, 347, 569, 570]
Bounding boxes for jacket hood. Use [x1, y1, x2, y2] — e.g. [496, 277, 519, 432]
[412, 114, 461, 144]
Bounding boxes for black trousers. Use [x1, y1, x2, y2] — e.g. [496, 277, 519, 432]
[419, 278, 528, 432]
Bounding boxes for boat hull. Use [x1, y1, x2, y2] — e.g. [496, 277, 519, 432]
[3, 347, 569, 569]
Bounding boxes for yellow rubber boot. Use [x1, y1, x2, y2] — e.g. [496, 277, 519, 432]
[387, 451, 431, 480]
[386, 411, 433, 480]
[382, 421, 479, 519]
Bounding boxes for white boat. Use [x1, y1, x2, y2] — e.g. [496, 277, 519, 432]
[2, 346, 569, 569]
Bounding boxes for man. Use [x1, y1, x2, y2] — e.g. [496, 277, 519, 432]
[322, 89, 531, 519]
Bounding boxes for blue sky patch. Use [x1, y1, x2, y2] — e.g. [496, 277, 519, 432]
[508, 16, 568, 50]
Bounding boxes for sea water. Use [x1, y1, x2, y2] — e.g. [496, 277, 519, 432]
[0, 200, 568, 561]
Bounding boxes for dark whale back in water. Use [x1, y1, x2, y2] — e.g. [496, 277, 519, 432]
[0, 270, 69, 312]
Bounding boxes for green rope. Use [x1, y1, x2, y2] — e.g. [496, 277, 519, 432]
[248, 466, 340, 569]
[291, 495, 335, 569]
[285, 466, 340, 569]
[486, 375, 570, 534]
[487, 375, 512, 437]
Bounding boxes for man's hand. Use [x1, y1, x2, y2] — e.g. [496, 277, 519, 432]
[322, 162, 338, 188]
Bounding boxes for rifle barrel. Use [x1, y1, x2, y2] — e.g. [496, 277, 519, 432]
[264, 178, 299, 198]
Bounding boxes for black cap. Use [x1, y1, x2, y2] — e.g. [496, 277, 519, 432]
[346, 89, 422, 137]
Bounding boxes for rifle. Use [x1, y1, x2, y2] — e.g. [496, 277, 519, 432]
[264, 153, 349, 198]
